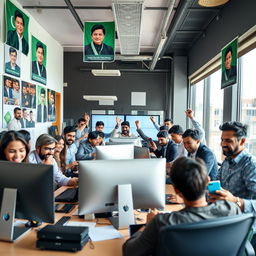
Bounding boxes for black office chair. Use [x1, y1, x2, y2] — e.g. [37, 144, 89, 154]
[158, 213, 255, 256]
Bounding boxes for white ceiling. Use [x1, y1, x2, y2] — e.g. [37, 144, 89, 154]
[18, 0, 177, 53]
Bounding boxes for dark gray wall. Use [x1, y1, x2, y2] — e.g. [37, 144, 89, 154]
[64, 52, 171, 121]
[189, 0, 256, 75]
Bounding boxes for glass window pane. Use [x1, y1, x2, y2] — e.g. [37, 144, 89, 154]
[193, 80, 204, 125]
[240, 48, 256, 155]
[208, 70, 223, 162]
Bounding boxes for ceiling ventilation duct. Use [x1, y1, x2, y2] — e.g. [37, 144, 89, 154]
[112, 0, 144, 55]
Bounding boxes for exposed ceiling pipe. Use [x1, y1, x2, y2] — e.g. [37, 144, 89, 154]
[149, 0, 176, 71]
[64, 0, 84, 31]
[160, 0, 192, 58]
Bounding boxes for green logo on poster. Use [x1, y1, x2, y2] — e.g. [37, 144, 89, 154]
[4, 112, 12, 124]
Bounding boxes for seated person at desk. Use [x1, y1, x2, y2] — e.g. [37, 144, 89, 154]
[96, 131, 105, 145]
[64, 126, 79, 177]
[135, 119, 169, 143]
[76, 131, 100, 160]
[149, 131, 178, 163]
[28, 134, 78, 186]
[182, 129, 218, 180]
[111, 118, 142, 147]
[123, 157, 241, 256]
[0, 130, 30, 162]
[168, 125, 187, 158]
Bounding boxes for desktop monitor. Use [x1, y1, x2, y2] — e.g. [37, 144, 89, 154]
[125, 115, 160, 140]
[79, 158, 165, 228]
[96, 145, 134, 160]
[0, 161, 54, 241]
[109, 137, 141, 145]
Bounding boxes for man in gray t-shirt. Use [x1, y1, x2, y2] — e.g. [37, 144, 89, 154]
[123, 157, 241, 256]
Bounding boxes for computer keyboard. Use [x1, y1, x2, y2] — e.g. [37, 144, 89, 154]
[55, 204, 75, 214]
[55, 216, 71, 225]
[55, 188, 78, 202]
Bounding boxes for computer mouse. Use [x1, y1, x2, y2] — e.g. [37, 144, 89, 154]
[25, 220, 42, 228]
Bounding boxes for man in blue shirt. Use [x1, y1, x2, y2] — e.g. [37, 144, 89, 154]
[183, 129, 218, 180]
[209, 121, 256, 248]
[63, 126, 79, 177]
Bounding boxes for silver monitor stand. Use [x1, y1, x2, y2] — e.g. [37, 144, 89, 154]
[109, 184, 135, 229]
[0, 188, 31, 242]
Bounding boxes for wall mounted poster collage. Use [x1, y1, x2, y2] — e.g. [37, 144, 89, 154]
[2, 0, 56, 129]
[3, 76, 56, 129]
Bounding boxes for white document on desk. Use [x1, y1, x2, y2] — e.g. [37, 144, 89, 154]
[89, 225, 123, 242]
[64, 221, 96, 230]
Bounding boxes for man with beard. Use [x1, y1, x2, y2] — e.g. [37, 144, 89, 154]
[150, 130, 178, 163]
[111, 118, 142, 147]
[182, 129, 218, 180]
[7, 107, 22, 131]
[63, 126, 79, 177]
[28, 134, 77, 186]
[209, 121, 256, 249]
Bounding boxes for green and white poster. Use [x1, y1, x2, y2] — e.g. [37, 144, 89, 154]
[37, 85, 47, 122]
[31, 36, 47, 85]
[5, 0, 29, 55]
[84, 21, 115, 62]
[5, 44, 21, 77]
[221, 38, 238, 89]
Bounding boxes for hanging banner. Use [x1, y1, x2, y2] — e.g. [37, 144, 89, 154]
[31, 36, 47, 85]
[5, 0, 29, 55]
[84, 21, 115, 62]
[221, 38, 238, 89]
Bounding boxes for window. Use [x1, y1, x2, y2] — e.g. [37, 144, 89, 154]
[191, 80, 204, 126]
[208, 70, 223, 162]
[240, 48, 256, 155]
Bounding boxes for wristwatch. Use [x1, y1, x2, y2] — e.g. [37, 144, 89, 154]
[235, 197, 242, 207]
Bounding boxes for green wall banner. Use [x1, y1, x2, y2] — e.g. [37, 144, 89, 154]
[221, 38, 238, 89]
[84, 21, 115, 62]
[5, 0, 29, 55]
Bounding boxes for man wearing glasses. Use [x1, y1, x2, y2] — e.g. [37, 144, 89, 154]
[28, 134, 78, 187]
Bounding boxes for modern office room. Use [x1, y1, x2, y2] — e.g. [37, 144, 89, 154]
[0, 0, 256, 255]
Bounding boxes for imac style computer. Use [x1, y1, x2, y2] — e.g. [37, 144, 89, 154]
[79, 158, 165, 229]
[96, 144, 134, 160]
[108, 137, 141, 145]
[0, 161, 54, 242]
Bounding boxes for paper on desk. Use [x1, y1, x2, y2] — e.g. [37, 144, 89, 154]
[64, 221, 96, 230]
[89, 225, 123, 242]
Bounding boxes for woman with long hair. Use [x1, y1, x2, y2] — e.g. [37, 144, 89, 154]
[0, 130, 30, 162]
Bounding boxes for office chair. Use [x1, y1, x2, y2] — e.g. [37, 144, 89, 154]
[158, 213, 255, 256]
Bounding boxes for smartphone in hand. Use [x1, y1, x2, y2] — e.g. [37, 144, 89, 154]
[207, 181, 221, 194]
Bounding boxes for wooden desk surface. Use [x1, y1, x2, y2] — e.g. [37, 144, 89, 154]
[0, 185, 183, 256]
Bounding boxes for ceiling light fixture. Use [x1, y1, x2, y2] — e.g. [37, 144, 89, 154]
[91, 69, 121, 76]
[83, 95, 118, 101]
[198, 0, 230, 7]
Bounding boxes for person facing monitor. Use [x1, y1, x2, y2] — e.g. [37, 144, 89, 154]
[78, 158, 166, 229]
[0, 161, 54, 241]
[123, 157, 241, 256]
